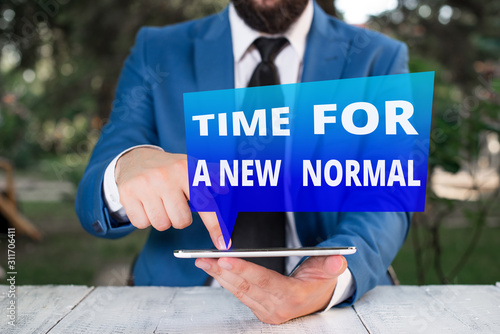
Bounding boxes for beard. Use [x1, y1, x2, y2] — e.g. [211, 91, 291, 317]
[232, 0, 309, 34]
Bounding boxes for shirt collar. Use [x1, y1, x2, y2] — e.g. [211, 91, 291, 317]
[229, 0, 314, 63]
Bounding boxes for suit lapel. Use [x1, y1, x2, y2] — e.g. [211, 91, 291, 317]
[301, 3, 351, 83]
[194, 9, 234, 92]
[194, 4, 350, 90]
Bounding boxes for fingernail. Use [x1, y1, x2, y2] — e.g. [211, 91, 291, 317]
[218, 236, 226, 250]
[219, 259, 232, 270]
[195, 260, 211, 271]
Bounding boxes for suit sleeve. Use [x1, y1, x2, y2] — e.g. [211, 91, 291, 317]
[317, 212, 410, 306]
[75, 27, 158, 238]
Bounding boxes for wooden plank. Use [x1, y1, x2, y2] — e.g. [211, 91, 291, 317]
[5, 285, 498, 333]
[0, 285, 93, 333]
[154, 287, 368, 333]
[422, 285, 500, 333]
[48, 286, 177, 334]
[50, 286, 366, 333]
[353, 286, 482, 334]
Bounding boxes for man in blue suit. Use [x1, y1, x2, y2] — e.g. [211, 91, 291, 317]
[76, 0, 410, 324]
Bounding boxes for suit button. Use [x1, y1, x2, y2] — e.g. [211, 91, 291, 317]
[92, 220, 104, 233]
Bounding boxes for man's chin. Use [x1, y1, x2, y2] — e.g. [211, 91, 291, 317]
[233, 0, 308, 34]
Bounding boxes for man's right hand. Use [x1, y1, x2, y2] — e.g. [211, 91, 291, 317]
[115, 147, 227, 249]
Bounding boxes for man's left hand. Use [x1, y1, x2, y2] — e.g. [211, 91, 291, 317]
[195, 255, 347, 325]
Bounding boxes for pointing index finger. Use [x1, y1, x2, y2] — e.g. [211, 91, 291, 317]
[198, 211, 231, 250]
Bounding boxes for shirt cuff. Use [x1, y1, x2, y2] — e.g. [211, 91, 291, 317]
[102, 145, 164, 220]
[321, 268, 355, 312]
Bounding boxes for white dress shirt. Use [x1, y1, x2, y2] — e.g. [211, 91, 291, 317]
[103, 0, 354, 310]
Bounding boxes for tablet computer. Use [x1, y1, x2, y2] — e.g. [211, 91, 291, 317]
[174, 246, 356, 258]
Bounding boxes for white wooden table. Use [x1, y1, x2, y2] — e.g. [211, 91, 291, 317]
[1, 284, 499, 333]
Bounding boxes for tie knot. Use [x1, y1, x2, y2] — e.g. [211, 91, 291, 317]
[253, 37, 289, 63]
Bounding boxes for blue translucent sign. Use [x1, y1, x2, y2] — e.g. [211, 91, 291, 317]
[184, 72, 434, 245]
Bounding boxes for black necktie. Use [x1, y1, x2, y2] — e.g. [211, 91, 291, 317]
[248, 37, 289, 87]
[230, 37, 289, 275]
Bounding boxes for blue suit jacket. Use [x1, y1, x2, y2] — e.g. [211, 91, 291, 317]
[76, 3, 410, 306]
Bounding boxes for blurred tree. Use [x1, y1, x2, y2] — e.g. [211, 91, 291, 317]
[0, 0, 227, 168]
[371, 0, 500, 284]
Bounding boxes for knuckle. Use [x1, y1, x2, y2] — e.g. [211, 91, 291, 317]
[172, 215, 192, 229]
[234, 280, 251, 299]
[167, 198, 192, 229]
[171, 161, 188, 181]
[149, 209, 164, 222]
[148, 211, 170, 231]
[211, 266, 222, 277]
[149, 168, 166, 182]
[172, 157, 187, 171]
[179, 209, 193, 226]
[143, 170, 163, 187]
[130, 218, 149, 229]
[134, 173, 150, 186]
[119, 176, 148, 197]
[152, 219, 171, 231]
[237, 280, 251, 294]
[256, 276, 271, 289]
[126, 210, 139, 221]
[233, 289, 245, 300]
